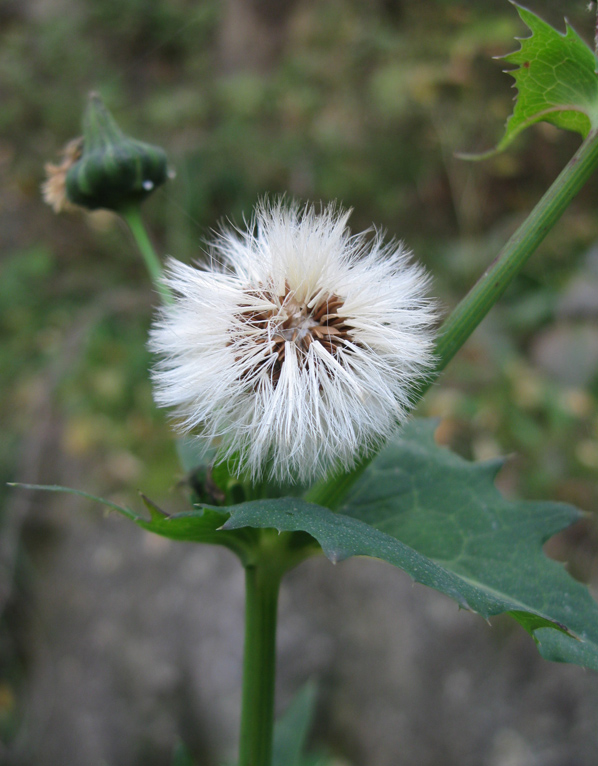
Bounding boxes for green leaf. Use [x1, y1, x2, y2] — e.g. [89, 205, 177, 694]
[339, 419, 598, 669]
[223, 421, 598, 670]
[9, 482, 253, 560]
[16, 422, 598, 670]
[7, 483, 138, 519]
[469, 3, 598, 157]
[223, 495, 570, 635]
[272, 681, 319, 766]
[135, 501, 232, 545]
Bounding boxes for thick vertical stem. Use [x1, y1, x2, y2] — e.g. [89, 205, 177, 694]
[238, 558, 282, 766]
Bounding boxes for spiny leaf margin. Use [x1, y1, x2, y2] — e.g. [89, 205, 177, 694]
[8, 482, 250, 557]
[338, 419, 598, 670]
[223, 494, 576, 642]
[464, 2, 598, 159]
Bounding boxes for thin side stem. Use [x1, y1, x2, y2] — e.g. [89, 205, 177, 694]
[432, 129, 598, 378]
[307, 128, 598, 509]
[238, 554, 282, 766]
[122, 206, 172, 304]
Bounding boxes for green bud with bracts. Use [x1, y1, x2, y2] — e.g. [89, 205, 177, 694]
[65, 92, 169, 212]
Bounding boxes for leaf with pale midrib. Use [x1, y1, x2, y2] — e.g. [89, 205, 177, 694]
[338, 419, 598, 669]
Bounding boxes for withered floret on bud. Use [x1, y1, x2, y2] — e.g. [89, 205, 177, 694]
[64, 92, 169, 212]
[42, 138, 83, 213]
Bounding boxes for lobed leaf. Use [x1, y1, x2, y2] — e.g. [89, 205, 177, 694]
[15, 418, 598, 671]
[223, 420, 598, 670]
[338, 419, 598, 669]
[467, 3, 598, 158]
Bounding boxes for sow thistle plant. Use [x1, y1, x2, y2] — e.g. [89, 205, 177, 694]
[20, 4, 598, 765]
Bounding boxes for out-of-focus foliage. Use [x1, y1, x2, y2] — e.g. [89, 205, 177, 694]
[2, 0, 598, 753]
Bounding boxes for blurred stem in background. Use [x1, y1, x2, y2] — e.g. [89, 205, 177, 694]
[434, 129, 598, 378]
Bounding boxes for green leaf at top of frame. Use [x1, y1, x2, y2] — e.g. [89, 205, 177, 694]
[465, 3, 598, 158]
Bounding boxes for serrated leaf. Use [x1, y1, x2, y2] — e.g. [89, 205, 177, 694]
[135, 504, 229, 543]
[7, 483, 138, 519]
[338, 419, 598, 669]
[15, 423, 598, 670]
[223, 495, 570, 634]
[10, 482, 252, 559]
[223, 420, 598, 670]
[469, 3, 598, 157]
[120, 500, 261, 561]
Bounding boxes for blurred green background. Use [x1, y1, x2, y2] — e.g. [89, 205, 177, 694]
[2, 0, 598, 763]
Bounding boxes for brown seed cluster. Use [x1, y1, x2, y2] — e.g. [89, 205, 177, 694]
[237, 284, 353, 385]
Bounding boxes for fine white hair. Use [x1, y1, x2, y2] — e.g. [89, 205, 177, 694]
[149, 200, 437, 484]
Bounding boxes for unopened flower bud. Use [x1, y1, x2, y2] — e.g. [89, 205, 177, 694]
[64, 92, 169, 212]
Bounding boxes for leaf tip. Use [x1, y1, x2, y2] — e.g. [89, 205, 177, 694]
[324, 546, 350, 564]
[139, 492, 171, 521]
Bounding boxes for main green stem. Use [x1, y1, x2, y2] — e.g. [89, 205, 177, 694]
[238, 556, 282, 766]
[307, 128, 598, 509]
[122, 206, 173, 305]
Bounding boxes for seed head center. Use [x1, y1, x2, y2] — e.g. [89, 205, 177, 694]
[236, 286, 353, 386]
[277, 296, 319, 344]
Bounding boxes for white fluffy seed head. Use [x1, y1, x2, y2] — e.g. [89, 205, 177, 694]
[149, 200, 437, 484]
